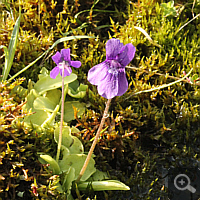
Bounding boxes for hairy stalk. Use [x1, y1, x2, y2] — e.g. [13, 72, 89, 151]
[56, 62, 65, 162]
[76, 98, 112, 182]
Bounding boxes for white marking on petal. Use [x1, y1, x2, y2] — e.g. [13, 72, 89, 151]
[58, 61, 70, 70]
[107, 59, 121, 75]
[108, 68, 118, 75]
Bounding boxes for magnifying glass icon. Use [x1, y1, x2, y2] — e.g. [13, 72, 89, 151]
[174, 174, 196, 193]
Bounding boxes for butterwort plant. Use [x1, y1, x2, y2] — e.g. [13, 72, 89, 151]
[77, 38, 136, 181]
[50, 48, 81, 162]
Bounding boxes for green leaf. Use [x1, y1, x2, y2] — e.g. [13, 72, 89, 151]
[86, 169, 108, 181]
[38, 67, 49, 80]
[46, 89, 62, 105]
[54, 126, 84, 154]
[59, 154, 96, 181]
[41, 105, 59, 128]
[40, 155, 61, 175]
[34, 74, 76, 94]
[23, 89, 39, 110]
[34, 89, 61, 112]
[2, 9, 21, 81]
[24, 110, 50, 126]
[0, 46, 9, 75]
[71, 126, 81, 134]
[54, 125, 74, 148]
[34, 96, 57, 112]
[11, 84, 28, 98]
[68, 136, 84, 154]
[23, 89, 51, 126]
[64, 101, 86, 122]
[68, 80, 79, 91]
[61, 145, 70, 160]
[62, 167, 75, 193]
[68, 84, 88, 98]
[78, 180, 130, 191]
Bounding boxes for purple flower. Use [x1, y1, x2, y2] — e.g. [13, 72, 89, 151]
[50, 48, 81, 79]
[87, 39, 136, 99]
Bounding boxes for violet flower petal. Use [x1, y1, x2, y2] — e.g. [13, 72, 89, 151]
[118, 43, 136, 67]
[87, 39, 136, 99]
[60, 67, 72, 77]
[116, 70, 128, 96]
[87, 62, 108, 85]
[97, 73, 118, 99]
[52, 52, 62, 65]
[106, 39, 123, 60]
[61, 49, 71, 62]
[71, 61, 82, 68]
[50, 67, 60, 79]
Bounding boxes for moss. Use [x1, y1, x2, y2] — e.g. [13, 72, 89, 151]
[77, 1, 200, 199]
[0, 79, 60, 199]
[1, 0, 200, 199]
[0, 0, 129, 84]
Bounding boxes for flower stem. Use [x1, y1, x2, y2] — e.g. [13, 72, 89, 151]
[56, 63, 65, 163]
[76, 98, 112, 182]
